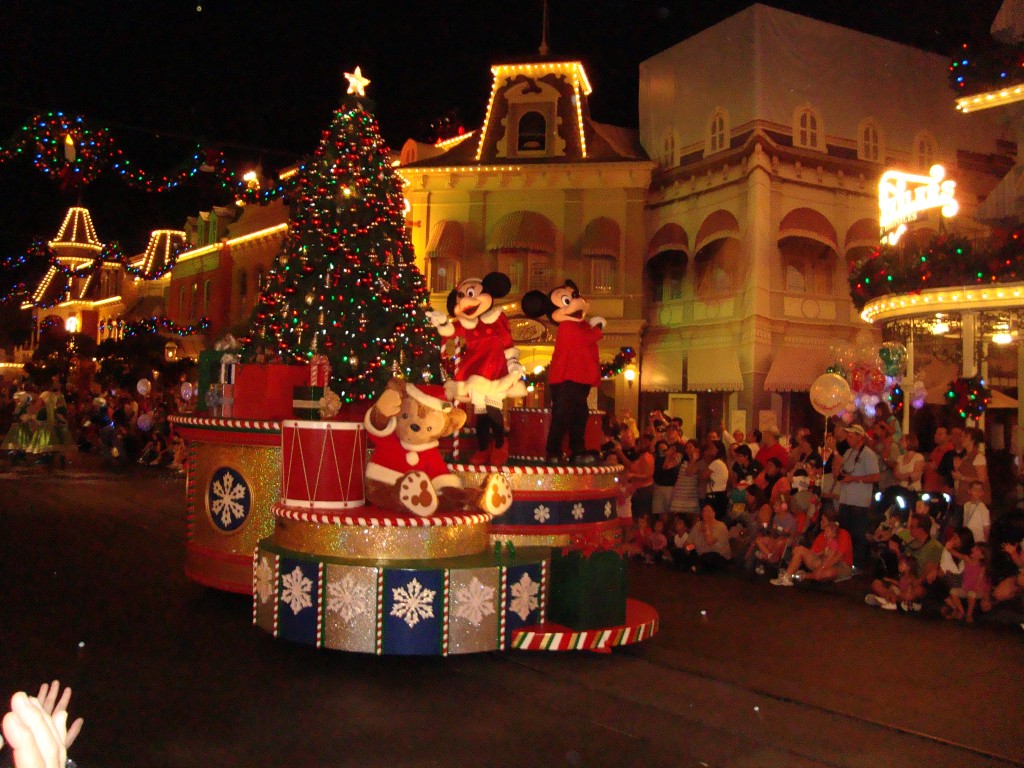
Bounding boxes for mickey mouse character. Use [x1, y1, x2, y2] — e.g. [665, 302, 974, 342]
[426, 273, 526, 465]
[521, 279, 606, 465]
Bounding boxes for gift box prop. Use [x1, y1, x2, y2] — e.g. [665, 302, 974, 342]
[232, 363, 311, 421]
[548, 545, 627, 630]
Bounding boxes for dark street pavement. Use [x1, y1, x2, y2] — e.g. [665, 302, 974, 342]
[1, 459, 1022, 768]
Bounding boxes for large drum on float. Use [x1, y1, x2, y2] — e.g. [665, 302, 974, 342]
[280, 420, 366, 509]
[508, 408, 606, 461]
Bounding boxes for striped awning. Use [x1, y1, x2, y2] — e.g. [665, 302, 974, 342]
[487, 211, 556, 252]
[425, 220, 464, 259]
[580, 217, 620, 257]
[687, 347, 744, 392]
[694, 210, 741, 254]
[763, 346, 835, 392]
[647, 223, 689, 258]
[778, 208, 838, 253]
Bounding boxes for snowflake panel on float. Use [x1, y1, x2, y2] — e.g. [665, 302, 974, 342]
[382, 570, 444, 655]
[277, 558, 320, 646]
[503, 563, 546, 647]
[324, 563, 380, 654]
[448, 568, 501, 655]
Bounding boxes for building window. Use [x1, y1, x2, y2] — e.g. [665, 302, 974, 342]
[858, 120, 882, 163]
[779, 240, 836, 295]
[914, 131, 936, 170]
[663, 130, 676, 167]
[794, 106, 822, 150]
[694, 238, 741, 299]
[190, 283, 199, 322]
[517, 111, 547, 152]
[590, 256, 616, 294]
[179, 285, 187, 319]
[254, 268, 265, 295]
[707, 110, 728, 154]
[645, 252, 686, 303]
[203, 280, 212, 316]
[429, 258, 458, 293]
[239, 270, 247, 300]
[500, 251, 550, 294]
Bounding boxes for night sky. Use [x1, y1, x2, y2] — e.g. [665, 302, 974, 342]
[0, 0, 1006, 341]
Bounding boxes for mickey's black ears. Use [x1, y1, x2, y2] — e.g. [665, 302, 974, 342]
[481, 272, 512, 299]
[564, 278, 579, 294]
[521, 290, 551, 319]
[446, 289, 458, 316]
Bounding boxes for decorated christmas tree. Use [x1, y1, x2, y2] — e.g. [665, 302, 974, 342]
[242, 69, 440, 402]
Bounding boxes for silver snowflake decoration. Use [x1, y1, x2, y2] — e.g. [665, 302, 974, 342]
[280, 566, 313, 615]
[453, 577, 496, 627]
[327, 572, 373, 625]
[510, 572, 540, 621]
[254, 557, 275, 605]
[533, 504, 550, 523]
[604, 501, 614, 519]
[211, 470, 247, 527]
[571, 503, 585, 520]
[390, 578, 436, 629]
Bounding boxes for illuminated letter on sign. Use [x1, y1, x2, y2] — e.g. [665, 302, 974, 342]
[879, 165, 958, 244]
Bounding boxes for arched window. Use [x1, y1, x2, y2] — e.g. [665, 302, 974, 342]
[858, 120, 882, 163]
[254, 267, 265, 294]
[663, 131, 676, 167]
[430, 259, 458, 293]
[190, 283, 199, 322]
[239, 270, 248, 300]
[794, 106, 822, 150]
[645, 252, 686, 302]
[914, 131, 936, 170]
[707, 109, 728, 154]
[517, 111, 547, 152]
[203, 280, 212, 316]
[179, 285, 187, 319]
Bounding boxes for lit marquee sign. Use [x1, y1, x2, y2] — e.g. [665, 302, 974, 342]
[879, 165, 959, 245]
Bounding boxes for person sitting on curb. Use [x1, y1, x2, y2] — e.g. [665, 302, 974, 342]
[771, 517, 853, 586]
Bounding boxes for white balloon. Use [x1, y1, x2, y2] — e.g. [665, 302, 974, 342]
[809, 373, 852, 417]
[137, 378, 152, 396]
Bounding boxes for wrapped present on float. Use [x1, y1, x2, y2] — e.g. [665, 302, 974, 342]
[292, 386, 326, 420]
[547, 538, 627, 630]
[309, 354, 332, 387]
[232, 363, 311, 420]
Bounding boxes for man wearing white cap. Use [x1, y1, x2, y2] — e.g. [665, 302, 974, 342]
[835, 423, 880, 570]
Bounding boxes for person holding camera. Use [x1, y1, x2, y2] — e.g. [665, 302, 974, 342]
[834, 424, 880, 570]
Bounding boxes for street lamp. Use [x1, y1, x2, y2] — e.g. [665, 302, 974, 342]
[624, 363, 638, 389]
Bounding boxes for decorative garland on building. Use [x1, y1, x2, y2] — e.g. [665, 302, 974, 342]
[949, 40, 1024, 97]
[849, 228, 1024, 310]
[113, 316, 211, 338]
[0, 111, 298, 202]
[945, 375, 991, 420]
[522, 346, 636, 387]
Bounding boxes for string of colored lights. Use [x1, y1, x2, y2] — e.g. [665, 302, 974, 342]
[949, 40, 1024, 96]
[99, 316, 210, 338]
[0, 111, 299, 201]
[849, 228, 1024, 311]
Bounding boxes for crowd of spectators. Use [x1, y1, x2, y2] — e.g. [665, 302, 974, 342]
[607, 406, 1024, 628]
[0, 377, 188, 472]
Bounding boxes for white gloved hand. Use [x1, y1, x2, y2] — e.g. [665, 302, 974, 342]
[425, 310, 449, 328]
[588, 316, 607, 329]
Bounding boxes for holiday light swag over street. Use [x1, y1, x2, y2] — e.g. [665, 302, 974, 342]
[240, 71, 441, 403]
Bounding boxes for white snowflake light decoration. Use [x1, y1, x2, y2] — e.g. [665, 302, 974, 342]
[281, 566, 313, 615]
[510, 572, 540, 621]
[390, 578, 436, 629]
[454, 577, 496, 626]
[533, 504, 550, 523]
[327, 572, 373, 625]
[571, 503, 585, 520]
[255, 557, 275, 605]
[210, 470, 247, 527]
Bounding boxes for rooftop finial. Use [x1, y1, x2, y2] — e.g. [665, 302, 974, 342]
[539, 0, 549, 56]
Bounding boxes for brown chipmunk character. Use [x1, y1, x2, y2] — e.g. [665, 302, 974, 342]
[363, 378, 513, 517]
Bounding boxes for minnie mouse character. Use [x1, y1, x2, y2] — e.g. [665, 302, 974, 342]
[426, 272, 526, 465]
[521, 279, 606, 465]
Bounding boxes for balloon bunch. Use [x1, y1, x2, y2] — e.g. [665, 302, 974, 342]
[819, 339, 912, 420]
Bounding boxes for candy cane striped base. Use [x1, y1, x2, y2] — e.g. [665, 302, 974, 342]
[510, 599, 658, 652]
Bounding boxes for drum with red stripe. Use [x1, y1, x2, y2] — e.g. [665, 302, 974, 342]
[280, 420, 366, 509]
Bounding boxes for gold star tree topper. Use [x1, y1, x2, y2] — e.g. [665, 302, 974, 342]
[344, 67, 371, 97]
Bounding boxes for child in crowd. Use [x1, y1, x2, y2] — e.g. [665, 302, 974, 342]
[669, 516, 691, 569]
[643, 517, 669, 564]
[961, 480, 991, 543]
[943, 543, 992, 623]
[624, 516, 651, 559]
[865, 553, 921, 610]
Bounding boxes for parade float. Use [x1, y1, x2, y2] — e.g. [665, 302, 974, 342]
[170, 71, 658, 655]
